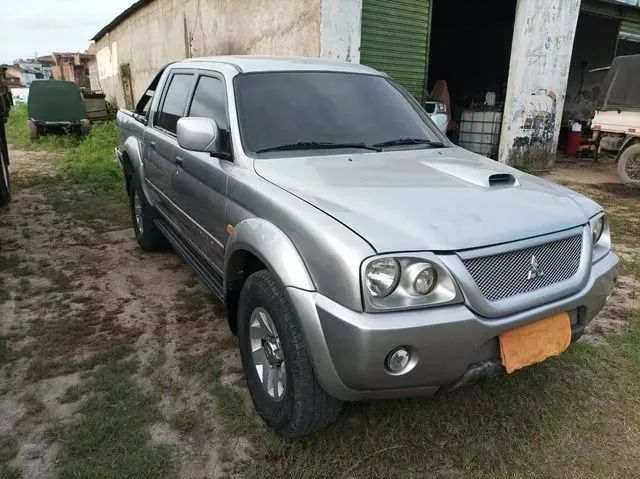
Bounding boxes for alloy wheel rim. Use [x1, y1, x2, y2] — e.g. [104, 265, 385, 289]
[250, 307, 286, 400]
[133, 190, 144, 235]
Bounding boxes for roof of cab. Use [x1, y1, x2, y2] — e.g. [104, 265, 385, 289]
[175, 56, 383, 75]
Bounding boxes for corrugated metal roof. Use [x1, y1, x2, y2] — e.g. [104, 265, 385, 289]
[91, 0, 155, 41]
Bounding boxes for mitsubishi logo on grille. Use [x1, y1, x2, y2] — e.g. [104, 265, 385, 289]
[527, 254, 545, 280]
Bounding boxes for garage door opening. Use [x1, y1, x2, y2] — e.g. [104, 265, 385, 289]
[427, 0, 516, 158]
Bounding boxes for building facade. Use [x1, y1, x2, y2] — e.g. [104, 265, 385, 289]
[93, 0, 640, 167]
[37, 52, 95, 88]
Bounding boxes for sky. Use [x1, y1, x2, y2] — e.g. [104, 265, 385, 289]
[0, 0, 137, 63]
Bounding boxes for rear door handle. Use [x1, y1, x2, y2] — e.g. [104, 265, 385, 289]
[175, 156, 184, 167]
[149, 140, 156, 150]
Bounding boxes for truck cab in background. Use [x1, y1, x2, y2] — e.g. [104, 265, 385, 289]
[591, 54, 640, 185]
[0, 65, 12, 206]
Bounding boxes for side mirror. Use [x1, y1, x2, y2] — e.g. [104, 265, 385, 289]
[176, 117, 220, 153]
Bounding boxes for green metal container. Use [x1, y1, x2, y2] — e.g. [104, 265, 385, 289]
[28, 80, 87, 122]
[26, 80, 90, 139]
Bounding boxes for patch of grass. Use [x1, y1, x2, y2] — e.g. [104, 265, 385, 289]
[29, 313, 99, 359]
[56, 347, 171, 479]
[0, 436, 18, 462]
[168, 409, 200, 434]
[22, 392, 45, 416]
[0, 279, 9, 303]
[59, 384, 86, 404]
[41, 266, 72, 291]
[0, 465, 22, 479]
[0, 340, 7, 367]
[175, 285, 226, 323]
[17, 278, 30, 294]
[175, 285, 222, 318]
[608, 212, 640, 249]
[0, 254, 33, 279]
[6, 104, 80, 151]
[181, 349, 255, 437]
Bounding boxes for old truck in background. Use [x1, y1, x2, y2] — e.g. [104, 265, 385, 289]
[592, 54, 640, 185]
[0, 65, 12, 206]
[27, 80, 90, 140]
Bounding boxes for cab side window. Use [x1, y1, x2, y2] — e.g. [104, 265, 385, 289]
[188, 76, 231, 153]
[155, 73, 193, 134]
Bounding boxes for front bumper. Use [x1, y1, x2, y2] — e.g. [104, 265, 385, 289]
[287, 251, 618, 401]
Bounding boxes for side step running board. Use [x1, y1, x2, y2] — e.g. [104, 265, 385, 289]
[154, 219, 225, 303]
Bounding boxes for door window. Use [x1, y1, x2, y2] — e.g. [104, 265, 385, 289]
[155, 73, 193, 134]
[188, 76, 231, 153]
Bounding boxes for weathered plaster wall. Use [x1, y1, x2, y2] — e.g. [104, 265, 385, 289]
[95, 0, 322, 107]
[320, 0, 362, 62]
[498, 0, 581, 168]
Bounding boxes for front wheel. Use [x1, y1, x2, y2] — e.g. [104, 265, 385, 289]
[238, 270, 342, 437]
[618, 143, 640, 186]
[27, 120, 39, 141]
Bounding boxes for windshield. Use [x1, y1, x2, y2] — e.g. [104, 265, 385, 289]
[234, 72, 444, 156]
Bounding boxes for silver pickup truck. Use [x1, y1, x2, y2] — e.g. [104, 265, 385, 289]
[116, 56, 618, 437]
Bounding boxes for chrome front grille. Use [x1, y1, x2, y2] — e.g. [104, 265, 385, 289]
[462, 235, 583, 302]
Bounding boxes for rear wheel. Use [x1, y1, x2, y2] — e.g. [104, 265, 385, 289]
[80, 119, 91, 137]
[618, 143, 640, 186]
[0, 140, 10, 206]
[238, 270, 342, 437]
[128, 176, 167, 251]
[27, 120, 39, 141]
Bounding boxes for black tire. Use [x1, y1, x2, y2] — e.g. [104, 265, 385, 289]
[238, 270, 342, 437]
[0, 139, 9, 206]
[80, 119, 91, 137]
[128, 176, 167, 251]
[618, 143, 640, 186]
[27, 120, 39, 141]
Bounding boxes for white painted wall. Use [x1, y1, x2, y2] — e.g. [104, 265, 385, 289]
[320, 0, 362, 63]
[498, 0, 581, 168]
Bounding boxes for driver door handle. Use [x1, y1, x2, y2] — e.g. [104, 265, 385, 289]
[149, 140, 156, 150]
[175, 156, 184, 167]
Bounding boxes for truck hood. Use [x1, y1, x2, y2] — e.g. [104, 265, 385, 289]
[253, 147, 601, 252]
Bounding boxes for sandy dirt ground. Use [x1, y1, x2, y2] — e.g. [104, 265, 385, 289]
[0, 148, 255, 478]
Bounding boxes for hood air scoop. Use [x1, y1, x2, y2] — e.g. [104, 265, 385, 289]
[421, 160, 519, 188]
[488, 173, 517, 187]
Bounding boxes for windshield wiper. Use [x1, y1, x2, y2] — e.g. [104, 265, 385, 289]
[255, 141, 381, 154]
[373, 138, 446, 148]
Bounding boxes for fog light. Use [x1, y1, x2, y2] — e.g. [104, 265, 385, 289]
[386, 347, 410, 373]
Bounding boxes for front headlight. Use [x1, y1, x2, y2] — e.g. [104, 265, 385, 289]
[362, 254, 462, 312]
[592, 215, 605, 244]
[414, 265, 437, 295]
[365, 258, 400, 297]
[590, 213, 611, 263]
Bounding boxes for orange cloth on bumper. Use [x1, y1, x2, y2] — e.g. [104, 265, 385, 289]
[499, 313, 571, 374]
